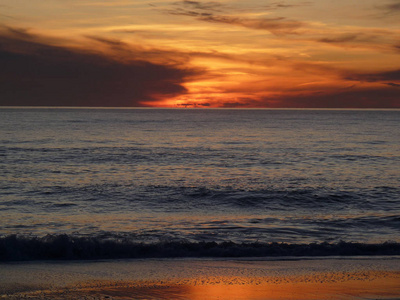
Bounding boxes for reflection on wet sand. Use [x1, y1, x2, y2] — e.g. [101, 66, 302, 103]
[5, 272, 400, 300]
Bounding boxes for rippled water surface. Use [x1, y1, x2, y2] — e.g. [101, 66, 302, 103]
[1, 108, 399, 256]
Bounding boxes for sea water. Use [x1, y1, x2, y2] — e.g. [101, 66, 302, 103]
[0, 108, 399, 260]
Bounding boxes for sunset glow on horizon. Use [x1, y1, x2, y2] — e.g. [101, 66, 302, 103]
[1, 0, 399, 108]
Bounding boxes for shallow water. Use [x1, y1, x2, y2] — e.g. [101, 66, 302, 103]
[0, 108, 399, 259]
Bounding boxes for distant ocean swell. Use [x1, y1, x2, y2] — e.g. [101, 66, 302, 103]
[1, 235, 400, 261]
[3, 185, 400, 210]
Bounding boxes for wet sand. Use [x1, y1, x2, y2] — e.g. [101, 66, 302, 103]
[1, 257, 400, 299]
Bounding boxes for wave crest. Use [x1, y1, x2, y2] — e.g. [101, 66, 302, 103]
[1, 234, 399, 261]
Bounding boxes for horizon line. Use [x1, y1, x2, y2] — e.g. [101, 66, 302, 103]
[1, 106, 400, 111]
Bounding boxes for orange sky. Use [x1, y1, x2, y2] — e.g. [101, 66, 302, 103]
[0, 0, 399, 107]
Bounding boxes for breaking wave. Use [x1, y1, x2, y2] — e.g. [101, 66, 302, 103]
[1, 234, 399, 261]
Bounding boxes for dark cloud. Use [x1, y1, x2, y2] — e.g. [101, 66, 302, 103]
[219, 98, 263, 108]
[218, 64, 400, 108]
[85, 35, 127, 48]
[377, 1, 400, 14]
[180, 0, 224, 11]
[258, 87, 400, 108]
[263, 1, 313, 10]
[177, 0, 311, 12]
[386, 2, 400, 10]
[282, 88, 400, 108]
[176, 102, 211, 107]
[0, 27, 197, 107]
[2, 26, 31, 39]
[316, 32, 399, 53]
[386, 82, 400, 87]
[345, 69, 400, 83]
[319, 34, 369, 44]
[220, 101, 247, 108]
[166, 8, 213, 17]
[86, 34, 193, 66]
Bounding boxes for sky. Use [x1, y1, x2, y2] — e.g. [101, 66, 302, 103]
[0, 0, 399, 108]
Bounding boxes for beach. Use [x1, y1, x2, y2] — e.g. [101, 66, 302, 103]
[1, 257, 400, 299]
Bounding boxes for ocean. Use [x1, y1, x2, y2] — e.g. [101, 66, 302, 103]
[0, 108, 399, 260]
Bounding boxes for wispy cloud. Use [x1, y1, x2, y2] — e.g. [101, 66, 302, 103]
[163, 1, 306, 35]
[2, 26, 32, 39]
[318, 33, 372, 44]
[197, 15, 304, 35]
[179, 0, 225, 11]
[263, 1, 313, 11]
[303, 25, 400, 54]
[85, 35, 128, 47]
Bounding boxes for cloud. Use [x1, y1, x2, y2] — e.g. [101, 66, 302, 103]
[198, 15, 304, 34]
[274, 87, 400, 108]
[166, 8, 213, 17]
[386, 82, 400, 87]
[176, 102, 211, 107]
[263, 1, 313, 10]
[219, 98, 263, 108]
[85, 34, 195, 67]
[164, 1, 305, 35]
[236, 86, 400, 108]
[0, 4, 15, 19]
[385, 2, 400, 10]
[0, 26, 198, 107]
[377, 1, 400, 15]
[2, 26, 32, 39]
[178, 0, 312, 12]
[345, 69, 400, 83]
[318, 33, 370, 44]
[179, 0, 224, 11]
[314, 29, 400, 53]
[220, 67, 400, 108]
[85, 35, 127, 48]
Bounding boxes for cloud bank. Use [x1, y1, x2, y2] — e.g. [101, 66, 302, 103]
[0, 27, 196, 107]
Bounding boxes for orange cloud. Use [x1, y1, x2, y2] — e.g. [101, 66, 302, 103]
[1, 0, 400, 108]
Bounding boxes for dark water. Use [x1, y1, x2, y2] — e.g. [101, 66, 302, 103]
[1, 108, 399, 260]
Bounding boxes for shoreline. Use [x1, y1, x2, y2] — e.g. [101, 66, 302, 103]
[1, 257, 399, 299]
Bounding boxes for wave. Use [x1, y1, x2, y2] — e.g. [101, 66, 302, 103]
[1, 234, 399, 261]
